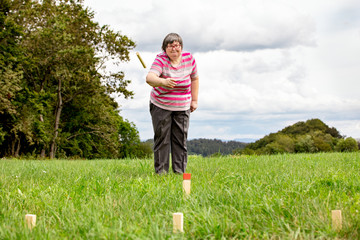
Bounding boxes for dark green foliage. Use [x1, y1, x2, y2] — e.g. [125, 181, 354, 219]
[0, 0, 25, 154]
[118, 119, 144, 158]
[0, 0, 143, 159]
[143, 138, 247, 157]
[281, 119, 342, 138]
[294, 135, 317, 153]
[240, 119, 352, 155]
[335, 137, 359, 152]
[135, 141, 153, 159]
[187, 138, 247, 156]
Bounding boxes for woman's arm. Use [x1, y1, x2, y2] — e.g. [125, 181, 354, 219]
[146, 72, 176, 88]
[190, 76, 199, 112]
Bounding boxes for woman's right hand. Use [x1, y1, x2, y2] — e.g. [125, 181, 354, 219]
[162, 78, 177, 88]
[146, 73, 177, 88]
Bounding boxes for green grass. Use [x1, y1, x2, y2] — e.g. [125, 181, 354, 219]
[1, 152, 360, 239]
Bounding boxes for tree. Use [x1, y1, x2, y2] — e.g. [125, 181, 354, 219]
[0, 0, 25, 155]
[312, 131, 333, 152]
[21, 0, 134, 158]
[0, 0, 138, 159]
[187, 138, 247, 156]
[295, 135, 316, 153]
[59, 90, 123, 159]
[265, 134, 295, 154]
[335, 137, 359, 152]
[118, 119, 141, 158]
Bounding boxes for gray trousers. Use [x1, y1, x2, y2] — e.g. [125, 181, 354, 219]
[150, 102, 190, 174]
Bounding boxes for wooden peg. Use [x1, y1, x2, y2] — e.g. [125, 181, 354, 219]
[332, 210, 342, 231]
[25, 214, 36, 230]
[173, 212, 184, 233]
[183, 173, 191, 197]
[136, 52, 146, 68]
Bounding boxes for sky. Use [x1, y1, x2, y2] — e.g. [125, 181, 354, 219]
[84, 0, 360, 142]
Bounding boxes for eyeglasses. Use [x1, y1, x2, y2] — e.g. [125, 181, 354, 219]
[166, 44, 181, 49]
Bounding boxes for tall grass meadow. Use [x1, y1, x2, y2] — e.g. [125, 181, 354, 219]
[1, 152, 360, 239]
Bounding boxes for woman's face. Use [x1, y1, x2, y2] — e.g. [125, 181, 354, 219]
[165, 41, 182, 60]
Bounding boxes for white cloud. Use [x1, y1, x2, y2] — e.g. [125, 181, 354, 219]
[118, 48, 360, 140]
[85, 0, 360, 140]
[86, 0, 316, 52]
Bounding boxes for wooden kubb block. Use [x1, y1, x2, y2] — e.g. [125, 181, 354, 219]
[331, 210, 342, 231]
[173, 212, 184, 233]
[183, 173, 191, 196]
[25, 214, 36, 230]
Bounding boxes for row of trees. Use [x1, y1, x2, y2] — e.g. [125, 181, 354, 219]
[0, 0, 151, 159]
[235, 119, 359, 155]
[187, 138, 247, 156]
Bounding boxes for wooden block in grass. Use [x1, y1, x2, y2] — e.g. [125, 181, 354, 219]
[25, 214, 36, 230]
[183, 173, 191, 196]
[173, 212, 184, 233]
[332, 210, 342, 231]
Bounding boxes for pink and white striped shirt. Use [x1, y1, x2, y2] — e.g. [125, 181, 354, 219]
[149, 51, 198, 111]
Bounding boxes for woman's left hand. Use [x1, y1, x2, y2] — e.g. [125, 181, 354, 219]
[190, 101, 198, 112]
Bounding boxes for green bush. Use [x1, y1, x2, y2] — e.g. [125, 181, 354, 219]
[335, 137, 359, 152]
[295, 135, 317, 153]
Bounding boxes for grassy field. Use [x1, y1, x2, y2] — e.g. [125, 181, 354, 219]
[1, 152, 360, 239]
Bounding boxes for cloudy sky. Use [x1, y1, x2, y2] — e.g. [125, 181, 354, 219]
[84, 0, 360, 141]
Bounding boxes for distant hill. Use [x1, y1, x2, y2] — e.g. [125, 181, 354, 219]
[241, 118, 358, 155]
[187, 138, 247, 156]
[143, 138, 248, 157]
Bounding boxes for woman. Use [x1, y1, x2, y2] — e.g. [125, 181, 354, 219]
[146, 33, 199, 174]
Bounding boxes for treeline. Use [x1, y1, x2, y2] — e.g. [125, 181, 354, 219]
[142, 138, 247, 157]
[187, 138, 247, 156]
[0, 0, 152, 159]
[236, 119, 359, 155]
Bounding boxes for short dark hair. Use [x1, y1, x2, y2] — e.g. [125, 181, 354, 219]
[162, 33, 183, 52]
